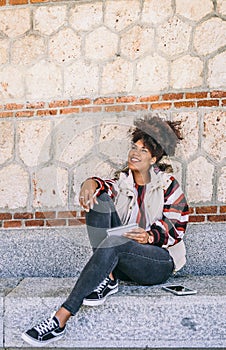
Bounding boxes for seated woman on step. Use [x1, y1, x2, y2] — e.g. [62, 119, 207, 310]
[22, 116, 189, 346]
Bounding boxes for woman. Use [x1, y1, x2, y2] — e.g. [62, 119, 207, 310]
[22, 116, 189, 346]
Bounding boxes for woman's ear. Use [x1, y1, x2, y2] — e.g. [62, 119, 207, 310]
[150, 157, 157, 165]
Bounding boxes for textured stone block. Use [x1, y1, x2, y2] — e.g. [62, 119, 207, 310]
[186, 157, 214, 203]
[69, 2, 103, 31]
[120, 25, 155, 60]
[194, 18, 226, 56]
[218, 166, 226, 203]
[105, 0, 140, 31]
[33, 5, 67, 35]
[171, 55, 203, 89]
[101, 58, 133, 94]
[172, 112, 199, 160]
[0, 227, 92, 278]
[142, 0, 173, 25]
[0, 8, 30, 37]
[33, 165, 68, 208]
[182, 223, 226, 276]
[176, 0, 213, 21]
[49, 28, 81, 64]
[136, 54, 168, 92]
[11, 34, 45, 65]
[202, 110, 226, 162]
[0, 121, 14, 165]
[18, 120, 52, 167]
[0, 66, 24, 101]
[0, 164, 29, 210]
[53, 117, 95, 165]
[1, 223, 225, 279]
[0, 38, 8, 65]
[0, 278, 21, 348]
[5, 276, 226, 348]
[157, 17, 192, 57]
[64, 60, 99, 96]
[208, 51, 226, 89]
[85, 27, 118, 61]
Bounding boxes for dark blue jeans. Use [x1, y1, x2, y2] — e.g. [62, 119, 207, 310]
[62, 193, 174, 315]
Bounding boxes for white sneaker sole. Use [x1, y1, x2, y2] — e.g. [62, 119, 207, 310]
[83, 286, 118, 306]
[21, 331, 65, 347]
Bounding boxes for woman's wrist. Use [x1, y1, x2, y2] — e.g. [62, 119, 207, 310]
[147, 230, 154, 244]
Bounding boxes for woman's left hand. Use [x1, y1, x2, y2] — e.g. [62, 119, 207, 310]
[124, 227, 153, 244]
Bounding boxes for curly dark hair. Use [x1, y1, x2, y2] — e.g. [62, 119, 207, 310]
[131, 116, 182, 172]
[114, 116, 183, 178]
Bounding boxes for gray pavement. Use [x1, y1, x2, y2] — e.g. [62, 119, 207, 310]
[0, 223, 226, 348]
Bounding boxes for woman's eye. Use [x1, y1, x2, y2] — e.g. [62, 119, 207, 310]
[142, 149, 148, 153]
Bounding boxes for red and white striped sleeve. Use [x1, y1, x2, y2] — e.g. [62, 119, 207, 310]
[151, 176, 189, 247]
[91, 177, 117, 199]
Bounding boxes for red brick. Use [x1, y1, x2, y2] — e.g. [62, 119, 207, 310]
[197, 100, 219, 107]
[222, 99, 226, 106]
[207, 215, 226, 222]
[185, 92, 208, 99]
[49, 100, 69, 108]
[25, 220, 44, 227]
[196, 206, 217, 214]
[5, 103, 24, 110]
[14, 212, 33, 219]
[80, 210, 86, 217]
[15, 111, 35, 118]
[46, 219, 66, 227]
[37, 109, 57, 116]
[26, 102, 45, 109]
[127, 104, 148, 111]
[174, 101, 196, 108]
[35, 211, 56, 219]
[69, 218, 86, 226]
[104, 105, 125, 112]
[116, 96, 136, 103]
[210, 91, 226, 98]
[162, 93, 183, 101]
[72, 98, 91, 106]
[4, 220, 22, 228]
[57, 211, 77, 218]
[188, 207, 194, 214]
[10, 0, 28, 4]
[189, 215, 205, 223]
[94, 97, 115, 105]
[0, 0, 6, 5]
[0, 112, 14, 118]
[139, 95, 159, 102]
[82, 106, 102, 113]
[30, 0, 49, 3]
[220, 206, 226, 213]
[151, 102, 171, 110]
[60, 107, 80, 114]
[0, 213, 12, 220]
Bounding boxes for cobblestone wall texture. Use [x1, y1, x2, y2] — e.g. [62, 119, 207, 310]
[0, 0, 225, 227]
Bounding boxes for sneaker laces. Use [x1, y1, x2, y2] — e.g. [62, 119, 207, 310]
[94, 277, 110, 293]
[34, 313, 58, 336]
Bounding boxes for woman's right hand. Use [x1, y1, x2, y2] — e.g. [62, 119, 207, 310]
[79, 179, 98, 212]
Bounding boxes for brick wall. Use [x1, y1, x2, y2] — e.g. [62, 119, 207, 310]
[0, 0, 225, 228]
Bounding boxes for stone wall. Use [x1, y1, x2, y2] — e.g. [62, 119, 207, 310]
[0, 0, 225, 228]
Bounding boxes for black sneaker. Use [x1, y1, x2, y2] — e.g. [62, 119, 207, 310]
[21, 313, 66, 347]
[83, 277, 118, 306]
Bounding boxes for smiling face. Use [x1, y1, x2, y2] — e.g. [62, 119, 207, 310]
[128, 139, 156, 175]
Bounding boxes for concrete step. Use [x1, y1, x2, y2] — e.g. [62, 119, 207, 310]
[1, 275, 226, 349]
[1, 223, 226, 278]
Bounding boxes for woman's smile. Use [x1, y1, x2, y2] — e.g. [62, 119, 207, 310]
[128, 139, 155, 175]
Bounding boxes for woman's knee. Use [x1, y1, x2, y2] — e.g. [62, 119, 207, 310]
[99, 235, 129, 249]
